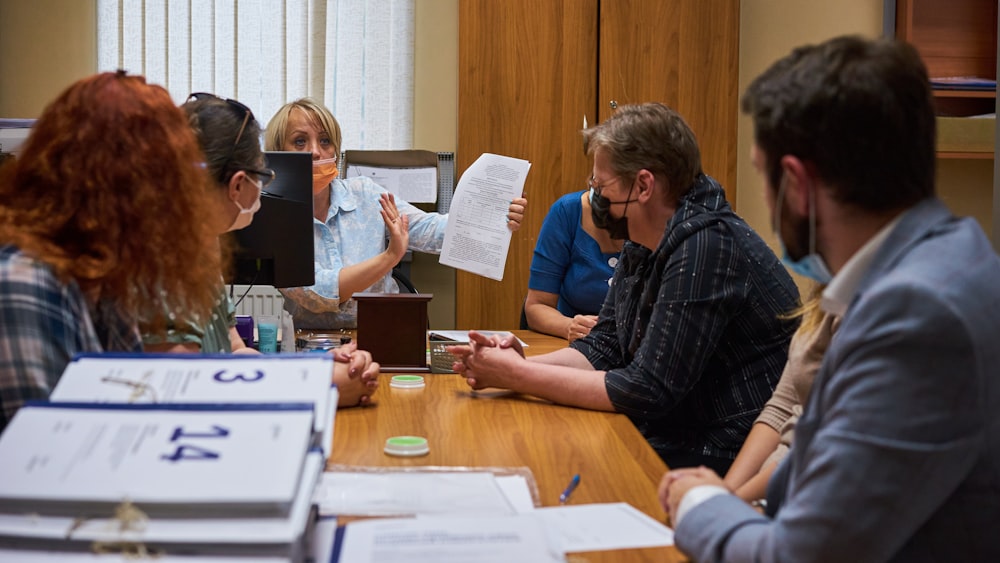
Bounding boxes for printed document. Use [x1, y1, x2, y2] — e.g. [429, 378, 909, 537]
[345, 163, 438, 203]
[535, 503, 674, 552]
[334, 515, 563, 563]
[440, 153, 531, 281]
[314, 471, 516, 517]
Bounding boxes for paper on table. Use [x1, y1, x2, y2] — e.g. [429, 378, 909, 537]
[439, 153, 531, 281]
[345, 164, 438, 203]
[534, 503, 674, 552]
[334, 515, 564, 563]
[428, 330, 528, 347]
[495, 475, 537, 514]
[314, 471, 516, 517]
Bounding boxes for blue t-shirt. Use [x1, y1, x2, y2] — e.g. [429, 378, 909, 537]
[528, 191, 620, 317]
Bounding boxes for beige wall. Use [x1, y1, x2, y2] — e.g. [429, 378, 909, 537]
[737, 1, 882, 291]
[738, 0, 994, 293]
[0, 0, 97, 117]
[412, 0, 459, 328]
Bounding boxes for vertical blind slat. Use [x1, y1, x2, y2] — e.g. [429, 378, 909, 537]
[97, 0, 413, 150]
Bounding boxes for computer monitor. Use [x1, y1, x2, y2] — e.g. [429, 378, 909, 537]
[227, 151, 315, 288]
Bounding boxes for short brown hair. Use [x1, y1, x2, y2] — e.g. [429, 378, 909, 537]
[582, 103, 702, 202]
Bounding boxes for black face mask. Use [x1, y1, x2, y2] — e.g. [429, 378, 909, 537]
[590, 185, 636, 240]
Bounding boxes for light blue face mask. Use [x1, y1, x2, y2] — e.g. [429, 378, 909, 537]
[773, 174, 833, 284]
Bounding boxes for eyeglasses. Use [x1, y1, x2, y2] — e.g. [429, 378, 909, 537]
[587, 174, 638, 205]
[247, 167, 277, 189]
[187, 92, 260, 183]
[587, 175, 622, 196]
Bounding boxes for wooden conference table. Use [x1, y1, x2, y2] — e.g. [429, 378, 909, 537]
[328, 330, 688, 563]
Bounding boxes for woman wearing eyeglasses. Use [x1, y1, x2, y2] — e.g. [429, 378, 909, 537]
[139, 93, 271, 356]
[0, 71, 223, 431]
[141, 93, 380, 407]
[263, 98, 528, 330]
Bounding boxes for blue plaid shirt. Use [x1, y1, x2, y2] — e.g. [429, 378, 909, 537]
[571, 175, 800, 462]
[0, 245, 141, 431]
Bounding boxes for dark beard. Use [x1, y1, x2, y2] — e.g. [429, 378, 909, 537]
[778, 197, 810, 260]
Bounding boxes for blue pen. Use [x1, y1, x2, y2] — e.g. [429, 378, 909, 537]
[559, 474, 581, 504]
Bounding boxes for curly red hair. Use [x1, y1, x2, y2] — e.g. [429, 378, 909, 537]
[0, 71, 222, 334]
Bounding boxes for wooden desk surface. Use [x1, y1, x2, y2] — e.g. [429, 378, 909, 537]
[329, 330, 687, 562]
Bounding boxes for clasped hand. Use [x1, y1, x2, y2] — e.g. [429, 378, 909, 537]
[657, 465, 727, 524]
[330, 341, 380, 407]
[446, 330, 525, 390]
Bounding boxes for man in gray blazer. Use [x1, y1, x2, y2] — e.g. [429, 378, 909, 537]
[660, 35, 1000, 561]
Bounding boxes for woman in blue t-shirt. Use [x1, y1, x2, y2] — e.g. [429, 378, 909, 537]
[526, 189, 623, 341]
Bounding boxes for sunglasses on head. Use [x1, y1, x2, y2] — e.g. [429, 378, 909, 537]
[186, 92, 273, 187]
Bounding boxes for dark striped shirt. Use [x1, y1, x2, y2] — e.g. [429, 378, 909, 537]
[0, 246, 141, 431]
[571, 175, 800, 462]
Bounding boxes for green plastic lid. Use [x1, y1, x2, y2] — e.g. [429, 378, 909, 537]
[390, 375, 426, 389]
[384, 435, 429, 456]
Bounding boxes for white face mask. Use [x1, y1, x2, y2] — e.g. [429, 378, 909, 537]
[227, 175, 262, 232]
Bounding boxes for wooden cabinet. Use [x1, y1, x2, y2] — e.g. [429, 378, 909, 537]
[455, 0, 740, 330]
[892, 0, 998, 159]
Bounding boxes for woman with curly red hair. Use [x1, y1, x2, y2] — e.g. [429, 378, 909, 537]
[0, 71, 223, 431]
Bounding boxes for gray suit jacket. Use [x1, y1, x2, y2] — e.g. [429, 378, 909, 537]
[676, 198, 1000, 562]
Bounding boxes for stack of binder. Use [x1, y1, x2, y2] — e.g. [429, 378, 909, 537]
[0, 353, 339, 562]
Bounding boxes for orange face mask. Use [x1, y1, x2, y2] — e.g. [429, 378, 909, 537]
[312, 158, 339, 194]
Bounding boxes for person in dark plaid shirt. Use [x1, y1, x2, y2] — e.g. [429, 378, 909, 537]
[0, 71, 225, 432]
[449, 103, 799, 473]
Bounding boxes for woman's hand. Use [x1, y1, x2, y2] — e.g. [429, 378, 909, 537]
[507, 195, 528, 231]
[566, 314, 598, 342]
[331, 343, 380, 407]
[380, 192, 410, 261]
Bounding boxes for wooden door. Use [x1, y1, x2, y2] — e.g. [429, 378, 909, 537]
[456, 0, 740, 330]
[600, 0, 740, 195]
[457, 0, 599, 329]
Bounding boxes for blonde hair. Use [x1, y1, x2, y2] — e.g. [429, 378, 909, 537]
[264, 98, 343, 155]
[780, 282, 827, 334]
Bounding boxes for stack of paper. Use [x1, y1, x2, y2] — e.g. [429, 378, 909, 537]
[0, 352, 340, 562]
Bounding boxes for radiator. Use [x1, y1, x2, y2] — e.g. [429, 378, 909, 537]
[230, 285, 285, 317]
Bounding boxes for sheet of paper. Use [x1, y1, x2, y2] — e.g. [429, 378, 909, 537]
[345, 164, 438, 203]
[439, 153, 531, 281]
[314, 471, 515, 517]
[534, 503, 674, 552]
[335, 515, 563, 563]
[428, 330, 528, 347]
[495, 475, 536, 513]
